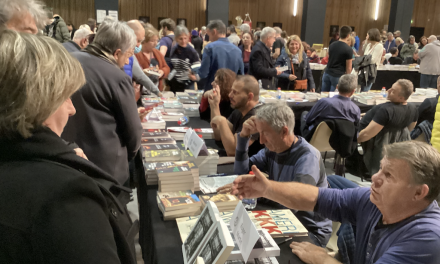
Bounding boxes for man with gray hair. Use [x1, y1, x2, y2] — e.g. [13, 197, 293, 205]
[62, 21, 142, 185]
[419, 35, 440, 88]
[199, 19, 244, 91]
[301, 74, 360, 141]
[232, 140, 440, 263]
[0, 0, 47, 34]
[249, 27, 282, 89]
[231, 101, 332, 247]
[62, 28, 90, 53]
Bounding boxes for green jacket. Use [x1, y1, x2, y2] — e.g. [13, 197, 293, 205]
[400, 43, 418, 59]
[54, 17, 71, 43]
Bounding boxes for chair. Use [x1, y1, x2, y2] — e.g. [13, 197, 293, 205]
[309, 122, 334, 163]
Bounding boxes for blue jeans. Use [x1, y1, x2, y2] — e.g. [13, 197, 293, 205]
[420, 74, 440, 88]
[361, 82, 373, 92]
[321, 72, 340, 92]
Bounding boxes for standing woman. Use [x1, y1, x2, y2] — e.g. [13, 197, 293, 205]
[361, 28, 384, 91]
[136, 26, 170, 92]
[275, 35, 315, 91]
[238, 31, 253, 74]
[419, 36, 428, 50]
[168, 25, 200, 92]
[400, 35, 418, 59]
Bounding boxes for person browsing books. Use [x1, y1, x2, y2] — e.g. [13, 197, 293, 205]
[232, 141, 440, 264]
[231, 102, 332, 247]
[210, 75, 264, 157]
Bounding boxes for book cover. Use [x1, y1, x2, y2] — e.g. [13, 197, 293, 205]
[199, 194, 240, 206]
[141, 138, 176, 145]
[144, 150, 181, 161]
[248, 210, 308, 237]
[142, 131, 170, 138]
[142, 144, 179, 151]
[196, 221, 234, 264]
[157, 190, 200, 210]
[143, 128, 167, 133]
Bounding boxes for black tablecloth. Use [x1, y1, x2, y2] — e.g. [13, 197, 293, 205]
[311, 69, 421, 91]
[140, 183, 310, 264]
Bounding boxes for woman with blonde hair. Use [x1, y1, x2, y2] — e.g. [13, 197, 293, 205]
[0, 29, 136, 263]
[275, 35, 315, 91]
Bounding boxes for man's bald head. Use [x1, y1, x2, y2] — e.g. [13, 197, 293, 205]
[127, 20, 145, 47]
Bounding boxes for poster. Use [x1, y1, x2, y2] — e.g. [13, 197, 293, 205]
[96, 10, 106, 23]
[108, 10, 118, 21]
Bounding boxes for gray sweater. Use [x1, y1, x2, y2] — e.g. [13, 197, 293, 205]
[419, 40, 440, 75]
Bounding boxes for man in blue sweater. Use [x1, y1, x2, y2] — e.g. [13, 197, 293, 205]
[232, 141, 440, 264]
[233, 102, 332, 247]
[198, 19, 244, 91]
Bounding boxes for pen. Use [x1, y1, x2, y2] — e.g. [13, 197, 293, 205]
[206, 173, 230, 177]
[277, 237, 293, 246]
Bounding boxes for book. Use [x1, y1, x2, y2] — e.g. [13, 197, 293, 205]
[225, 257, 279, 264]
[157, 190, 201, 212]
[141, 137, 176, 145]
[141, 131, 170, 138]
[199, 193, 240, 212]
[142, 144, 179, 151]
[195, 221, 234, 264]
[199, 175, 238, 194]
[143, 128, 167, 133]
[157, 196, 201, 221]
[144, 149, 181, 162]
[182, 201, 221, 264]
[227, 227, 280, 261]
[176, 210, 308, 240]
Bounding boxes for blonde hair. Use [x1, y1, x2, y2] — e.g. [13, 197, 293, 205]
[0, 30, 85, 139]
[395, 37, 403, 45]
[144, 26, 159, 43]
[285, 35, 304, 63]
[349, 36, 355, 47]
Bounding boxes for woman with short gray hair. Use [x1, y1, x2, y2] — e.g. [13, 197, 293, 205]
[0, 29, 136, 263]
[169, 25, 201, 92]
[0, 0, 47, 34]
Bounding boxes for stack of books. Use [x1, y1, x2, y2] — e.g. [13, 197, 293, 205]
[184, 105, 200, 117]
[260, 94, 278, 103]
[161, 91, 175, 98]
[145, 161, 200, 191]
[142, 145, 181, 162]
[141, 137, 176, 146]
[179, 145, 219, 176]
[164, 102, 185, 113]
[167, 127, 215, 140]
[156, 190, 202, 220]
[160, 111, 184, 121]
[141, 119, 166, 130]
[199, 193, 240, 212]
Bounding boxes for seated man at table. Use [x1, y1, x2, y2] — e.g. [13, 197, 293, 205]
[387, 47, 403, 65]
[403, 49, 420, 65]
[357, 79, 418, 175]
[233, 102, 332, 247]
[210, 75, 264, 157]
[301, 74, 360, 141]
[232, 141, 440, 264]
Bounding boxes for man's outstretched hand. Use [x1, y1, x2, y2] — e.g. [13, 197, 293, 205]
[231, 165, 270, 199]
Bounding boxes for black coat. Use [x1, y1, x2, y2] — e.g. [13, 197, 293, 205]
[62, 51, 142, 184]
[0, 128, 136, 264]
[248, 41, 278, 89]
[324, 119, 358, 158]
[191, 36, 203, 59]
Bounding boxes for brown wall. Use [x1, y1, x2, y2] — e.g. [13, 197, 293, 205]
[119, 0, 206, 31]
[412, 0, 440, 38]
[42, 0, 95, 28]
[321, 0, 392, 47]
[229, 0, 304, 37]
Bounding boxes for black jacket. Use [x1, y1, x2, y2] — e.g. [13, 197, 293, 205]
[62, 51, 142, 184]
[324, 119, 358, 158]
[249, 41, 277, 89]
[191, 36, 203, 59]
[0, 128, 137, 264]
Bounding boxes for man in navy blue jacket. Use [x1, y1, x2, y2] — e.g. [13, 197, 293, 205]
[232, 140, 440, 264]
[199, 20, 244, 91]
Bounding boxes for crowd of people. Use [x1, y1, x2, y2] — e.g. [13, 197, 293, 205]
[1, 1, 440, 264]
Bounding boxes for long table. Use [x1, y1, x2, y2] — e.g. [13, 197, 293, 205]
[311, 69, 421, 91]
[137, 118, 311, 264]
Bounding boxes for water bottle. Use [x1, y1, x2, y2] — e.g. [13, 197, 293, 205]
[258, 80, 262, 89]
[241, 171, 257, 210]
[334, 87, 339, 94]
[276, 88, 282, 100]
[381, 87, 387, 98]
[177, 116, 190, 126]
